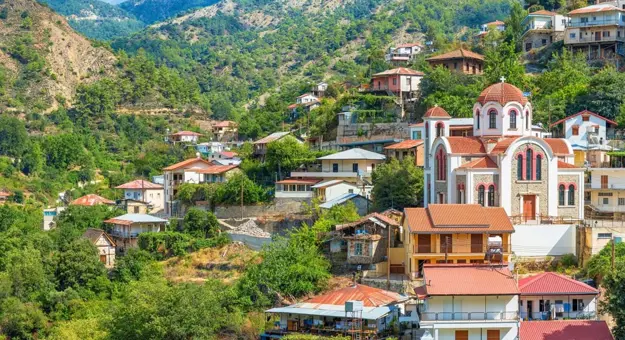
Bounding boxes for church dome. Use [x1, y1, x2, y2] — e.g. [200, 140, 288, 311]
[477, 82, 528, 106]
[424, 106, 451, 118]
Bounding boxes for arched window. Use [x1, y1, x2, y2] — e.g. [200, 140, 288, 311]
[559, 185, 566, 206]
[517, 155, 524, 180]
[535, 155, 542, 180]
[526, 149, 533, 180]
[510, 110, 517, 129]
[436, 149, 446, 181]
[568, 185, 575, 206]
[436, 122, 445, 137]
[489, 110, 497, 129]
[478, 185, 485, 206]
[443, 155, 447, 181]
[476, 110, 480, 129]
[488, 185, 496, 206]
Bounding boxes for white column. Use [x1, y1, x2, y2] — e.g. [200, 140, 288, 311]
[434, 328, 439, 340]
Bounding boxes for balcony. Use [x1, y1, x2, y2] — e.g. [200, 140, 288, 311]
[290, 171, 371, 179]
[110, 231, 139, 239]
[565, 34, 625, 45]
[569, 19, 624, 28]
[413, 244, 511, 254]
[520, 311, 597, 321]
[522, 22, 553, 36]
[420, 311, 518, 322]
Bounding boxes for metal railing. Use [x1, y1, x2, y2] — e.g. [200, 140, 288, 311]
[510, 215, 583, 225]
[109, 231, 139, 239]
[413, 244, 511, 254]
[520, 311, 597, 321]
[566, 35, 625, 44]
[523, 22, 553, 35]
[569, 20, 625, 28]
[420, 311, 518, 321]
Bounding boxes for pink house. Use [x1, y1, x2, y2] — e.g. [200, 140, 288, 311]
[370, 67, 424, 98]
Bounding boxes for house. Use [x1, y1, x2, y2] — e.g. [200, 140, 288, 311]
[311, 82, 328, 97]
[208, 150, 241, 165]
[211, 121, 238, 141]
[332, 212, 402, 275]
[403, 204, 515, 278]
[410, 117, 474, 141]
[319, 193, 371, 216]
[370, 67, 424, 100]
[518, 272, 599, 321]
[253, 132, 299, 159]
[169, 130, 201, 144]
[312, 179, 363, 202]
[384, 139, 425, 166]
[337, 137, 404, 154]
[118, 199, 151, 215]
[82, 228, 116, 268]
[522, 10, 569, 52]
[197, 165, 240, 183]
[549, 110, 618, 166]
[0, 190, 10, 203]
[43, 206, 65, 231]
[70, 194, 116, 207]
[385, 42, 423, 64]
[478, 20, 506, 39]
[274, 178, 322, 201]
[418, 263, 520, 340]
[422, 82, 585, 223]
[264, 284, 414, 338]
[565, 3, 625, 62]
[520, 320, 613, 340]
[584, 167, 625, 217]
[104, 214, 167, 253]
[195, 142, 224, 155]
[426, 49, 485, 75]
[115, 180, 164, 213]
[288, 93, 320, 115]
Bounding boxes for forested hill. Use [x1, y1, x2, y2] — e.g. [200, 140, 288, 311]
[0, 0, 116, 111]
[120, 0, 221, 24]
[111, 0, 514, 128]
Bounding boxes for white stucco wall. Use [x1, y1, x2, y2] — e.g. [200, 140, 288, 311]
[520, 295, 597, 320]
[512, 224, 576, 257]
[564, 114, 608, 145]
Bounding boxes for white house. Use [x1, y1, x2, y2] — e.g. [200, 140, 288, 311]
[518, 272, 599, 321]
[312, 179, 363, 201]
[195, 142, 224, 155]
[418, 263, 520, 340]
[296, 93, 319, 105]
[104, 214, 167, 253]
[82, 228, 116, 268]
[522, 10, 569, 52]
[169, 131, 201, 144]
[565, 3, 625, 61]
[274, 178, 321, 201]
[115, 180, 164, 213]
[312, 82, 328, 97]
[43, 206, 65, 231]
[385, 42, 423, 63]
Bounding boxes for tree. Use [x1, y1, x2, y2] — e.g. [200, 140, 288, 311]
[21, 142, 44, 176]
[484, 41, 527, 88]
[600, 261, 625, 339]
[503, 2, 527, 51]
[265, 136, 314, 178]
[183, 208, 220, 238]
[55, 239, 107, 291]
[215, 172, 267, 204]
[572, 67, 625, 121]
[585, 241, 625, 280]
[0, 297, 47, 340]
[372, 157, 424, 211]
[5, 247, 53, 301]
[0, 115, 28, 158]
[111, 249, 156, 283]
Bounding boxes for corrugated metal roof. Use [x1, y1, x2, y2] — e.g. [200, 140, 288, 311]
[318, 148, 386, 161]
[520, 321, 613, 340]
[266, 305, 391, 320]
[104, 214, 167, 225]
[254, 132, 291, 144]
[319, 193, 369, 209]
[304, 284, 407, 307]
[519, 272, 598, 295]
[70, 194, 115, 207]
[426, 48, 485, 61]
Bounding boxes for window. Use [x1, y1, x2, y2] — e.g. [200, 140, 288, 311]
[352, 163, 359, 173]
[572, 125, 579, 136]
[598, 233, 613, 239]
[354, 242, 363, 256]
[568, 185, 575, 206]
[425, 122, 429, 138]
[536, 155, 542, 180]
[406, 77, 411, 86]
[476, 110, 481, 129]
[539, 300, 551, 312]
[488, 185, 495, 206]
[489, 110, 497, 129]
[599, 192, 613, 197]
[478, 185, 485, 206]
[526, 149, 533, 180]
[133, 206, 140, 214]
[601, 175, 608, 189]
[570, 33, 576, 39]
[510, 110, 517, 129]
[541, 39, 547, 46]
[581, 17, 588, 23]
[583, 115, 590, 122]
[619, 198, 625, 206]
[603, 31, 610, 37]
[332, 163, 339, 172]
[559, 185, 566, 206]
[603, 198, 610, 205]
[436, 122, 445, 137]
[392, 78, 397, 85]
[454, 62, 458, 70]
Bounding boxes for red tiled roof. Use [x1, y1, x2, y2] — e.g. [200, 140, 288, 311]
[163, 158, 213, 171]
[275, 178, 322, 185]
[544, 138, 572, 155]
[410, 122, 425, 127]
[519, 272, 598, 295]
[287, 103, 298, 109]
[171, 130, 201, 136]
[549, 110, 618, 127]
[115, 180, 163, 190]
[424, 106, 451, 118]
[485, 20, 505, 26]
[70, 194, 115, 207]
[212, 120, 237, 128]
[220, 151, 238, 158]
[423, 264, 519, 296]
[478, 82, 528, 106]
[570, 4, 623, 15]
[520, 321, 613, 340]
[0, 191, 10, 198]
[297, 93, 316, 99]
[305, 284, 405, 307]
[529, 9, 558, 16]
[372, 67, 424, 77]
[426, 48, 485, 61]
[404, 205, 514, 234]
[490, 137, 521, 155]
[396, 42, 423, 48]
[558, 161, 581, 169]
[195, 165, 238, 174]
[335, 212, 400, 230]
[384, 140, 423, 150]
[457, 157, 498, 169]
[446, 137, 487, 154]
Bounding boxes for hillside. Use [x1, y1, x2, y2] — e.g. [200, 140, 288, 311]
[0, 0, 117, 111]
[120, 0, 221, 24]
[38, 0, 145, 40]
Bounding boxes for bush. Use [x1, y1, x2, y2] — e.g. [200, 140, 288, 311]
[559, 253, 577, 268]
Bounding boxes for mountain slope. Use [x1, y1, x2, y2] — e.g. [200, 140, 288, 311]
[120, 0, 221, 24]
[0, 0, 117, 111]
[38, 0, 145, 40]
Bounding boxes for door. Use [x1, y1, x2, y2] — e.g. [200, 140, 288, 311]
[99, 255, 106, 264]
[595, 31, 601, 41]
[527, 300, 533, 320]
[417, 234, 431, 253]
[523, 195, 536, 221]
[471, 234, 483, 253]
[487, 329, 500, 340]
[455, 330, 469, 340]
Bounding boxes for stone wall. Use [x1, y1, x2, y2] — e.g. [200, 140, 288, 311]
[472, 174, 497, 205]
[212, 200, 305, 219]
[557, 174, 581, 219]
[510, 148, 549, 216]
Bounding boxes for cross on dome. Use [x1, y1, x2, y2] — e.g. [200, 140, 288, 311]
[500, 76, 506, 83]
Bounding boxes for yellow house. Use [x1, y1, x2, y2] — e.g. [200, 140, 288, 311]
[403, 204, 514, 278]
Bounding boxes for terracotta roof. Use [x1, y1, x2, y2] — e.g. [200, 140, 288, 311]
[457, 157, 498, 169]
[529, 9, 558, 16]
[569, 4, 623, 15]
[424, 106, 451, 118]
[335, 212, 400, 231]
[0, 190, 10, 198]
[477, 82, 528, 106]
[396, 42, 423, 48]
[372, 67, 424, 77]
[520, 321, 613, 340]
[195, 165, 238, 174]
[70, 194, 115, 207]
[423, 264, 519, 296]
[446, 137, 487, 154]
[275, 178, 322, 185]
[404, 205, 514, 234]
[426, 49, 485, 61]
[212, 120, 237, 128]
[297, 93, 316, 99]
[544, 138, 572, 155]
[519, 272, 598, 295]
[115, 180, 163, 190]
[163, 158, 213, 171]
[305, 284, 405, 307]
[558, 161, 581, 169]
[549, 110, 618, 127]
[485, 20, 505, 26]
[410, 122, 425, 127]
[82, 228, 115, 246]
[287, 103, 298, 109]
[384, 140, 423, 150]
[171, 130, 201, 136]
[490, 137, 521, 155]
[220, 151, 238, 158]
